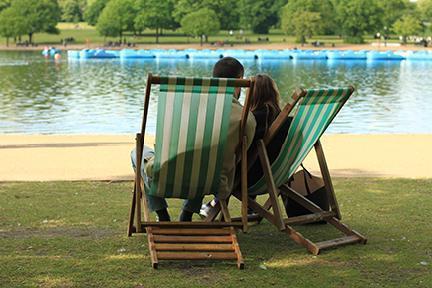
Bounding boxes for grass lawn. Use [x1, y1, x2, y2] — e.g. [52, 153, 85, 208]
[1, 179, 431, 287]
[0, 22, 398, 47]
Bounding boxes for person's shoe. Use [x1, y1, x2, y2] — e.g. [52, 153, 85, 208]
[155, 208, 170, 222]
[199, 203, 212, 218]
[179, 210, 193, 222]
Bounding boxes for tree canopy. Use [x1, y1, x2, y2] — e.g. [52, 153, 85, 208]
[335, 0, 383, 43]
[180, 8, 220, 46]
[238, 0, 284, 34]
[0, 0, 61, 44]
[84, 0, 109, 26]
[135, 0, 177, 43]
[393, 14, 423, 43]
[96, 0, 136, 39]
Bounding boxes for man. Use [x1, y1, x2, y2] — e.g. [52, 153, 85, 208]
[131, 57, 256, 221]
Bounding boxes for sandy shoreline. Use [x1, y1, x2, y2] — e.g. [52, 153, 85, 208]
[1, 134, 431, 181]
[1, 42, 431, 52]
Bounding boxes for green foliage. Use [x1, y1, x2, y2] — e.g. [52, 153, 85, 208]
[180, 8, 220, 45]
[239, 0, 283, 34]
[173, 0, 239, 30]
[84, 0, 109, 26]
[281, 11, 321, 44]
[60, 0, 84, 22]
[378, 0, 411, 32]
[96, 0, 137, 38]
[3, 0, 61, 43]
[417, 0, 432, 21]
[135, 0, 177, 43]
[281, 0, 335, 43]
[393, 14, 423, 43]
[0, 7, 27, 45]
[0, 0, 11, 11]
[336, 0, 383, 43]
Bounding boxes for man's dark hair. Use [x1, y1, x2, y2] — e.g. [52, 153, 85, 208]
[212, 57, 244, 78]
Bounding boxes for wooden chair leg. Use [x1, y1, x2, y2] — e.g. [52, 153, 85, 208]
[135, 134, 144, 233]
[127, 186, 136, 237]
[241, 135, 249, 233]
[315, 140, 341, 219]
[257, 140, 285, 230]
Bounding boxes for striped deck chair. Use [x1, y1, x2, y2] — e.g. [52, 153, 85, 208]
[233, 87, 367, 255]
[127, 74, 253, 269]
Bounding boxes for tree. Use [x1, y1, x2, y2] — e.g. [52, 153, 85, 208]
[8, 0, 61, 44]
[393, 14, 423, 43]
[0, 7, 27, 46]
[173, 0, 239, 31]
[84, 0, 109, 26]
[282, 11, 321, 44]
[180, 8, 220, 46]
[336, 0, 383, 43]
[238, 0, 284, 34]
[60, 0, 83, 22]
[0, 0, 11, 11]
[378, 0, 412, 32]
[96, 0, 137, 39]
[417, 0, 432, 21]
[135, 0, 177, 43]
[281, 0, 335, 42]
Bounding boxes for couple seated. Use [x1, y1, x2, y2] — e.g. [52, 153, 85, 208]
[131, 57, 284, 222]
[129, 59, 367, 268]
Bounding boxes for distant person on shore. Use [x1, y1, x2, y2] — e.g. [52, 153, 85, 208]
[131, 57, 256, 221]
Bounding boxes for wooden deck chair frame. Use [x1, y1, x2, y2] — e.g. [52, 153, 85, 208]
[230, 87, 367, 255]
[127, 74, 254, 269]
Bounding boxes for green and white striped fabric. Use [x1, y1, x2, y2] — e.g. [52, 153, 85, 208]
[149, 76, 236, 200]
[249, 87, 353, 196]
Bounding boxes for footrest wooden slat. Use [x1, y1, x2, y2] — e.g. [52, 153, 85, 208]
[157, 251, 238, 260]
[155, 243, 234, 251]
[152, 228, 231, 235]
[315, 235, 362, 250]
[284, 211, 335, 225]
[142, 222, 243, 228]
[153, 235, 233, 243]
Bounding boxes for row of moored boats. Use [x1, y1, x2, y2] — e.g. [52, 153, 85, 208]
[66, 49, 432, 61]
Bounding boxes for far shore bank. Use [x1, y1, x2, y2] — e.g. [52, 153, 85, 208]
[1, 134, 431, 181]
[1, 42, 431, 52]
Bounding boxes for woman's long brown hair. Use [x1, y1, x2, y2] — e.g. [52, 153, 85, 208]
[250, 74, 281, 119]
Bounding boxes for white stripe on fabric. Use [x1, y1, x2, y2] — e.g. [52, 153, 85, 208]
[188, 78, 211, 198]
[171, 77, 194, 198]
[155, 77, 177, 197]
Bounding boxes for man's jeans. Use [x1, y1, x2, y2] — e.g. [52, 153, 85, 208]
[130, 146, 203, 213]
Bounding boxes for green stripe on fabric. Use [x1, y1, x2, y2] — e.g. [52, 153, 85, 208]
[272, 89, 326, 188]
[179, 89, 201, 199]
[196, 85, 218, 195]
[164, 85, 185, 198]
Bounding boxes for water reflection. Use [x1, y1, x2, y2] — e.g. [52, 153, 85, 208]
[0, 51, 431, 134]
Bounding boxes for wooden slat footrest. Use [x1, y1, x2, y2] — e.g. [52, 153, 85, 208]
[315, 235, 362, 251]
[157, 251, 238, 260]
[284, 211, 335, 225]
[153, 235, 232, 243]
[142, 221, 243, 228]
[152, 228, 231, 235]
[146, 226, 244, 269]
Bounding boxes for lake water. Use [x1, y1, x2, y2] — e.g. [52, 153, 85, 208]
[1, 51, 431, 134]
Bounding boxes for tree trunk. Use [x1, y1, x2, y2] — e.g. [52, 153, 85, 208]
[6, 37, 9, 47]
[205, 35, 208, 43]
[28, 33, 33, 44]
[200, 35, 203, 46]
[156, 27, 159, 44]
